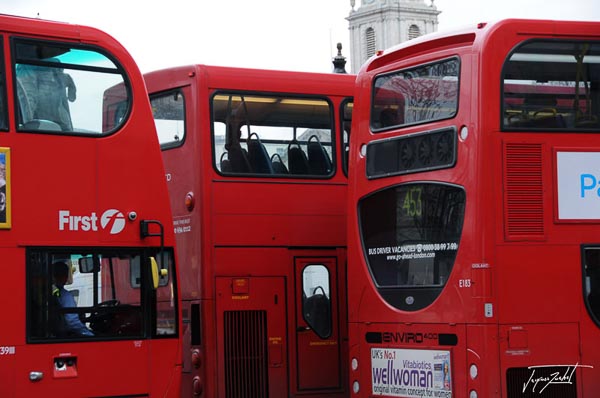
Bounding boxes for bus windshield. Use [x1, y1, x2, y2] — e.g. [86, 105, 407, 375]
[15, 40, 128, 135]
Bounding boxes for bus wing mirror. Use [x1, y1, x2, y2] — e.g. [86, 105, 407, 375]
[150, 257, 168, 289]
[79, 257, 95, 273]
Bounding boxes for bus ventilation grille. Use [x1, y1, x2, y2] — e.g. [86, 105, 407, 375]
[506, 367, 577, 398]
[503, 142, 544, 239]
[223, 310, 269, 398]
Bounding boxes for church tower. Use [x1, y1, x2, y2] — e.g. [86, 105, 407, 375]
[347, 0, 440, 73]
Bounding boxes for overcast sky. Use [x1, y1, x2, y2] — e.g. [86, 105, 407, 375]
[1, 0, 599, 74]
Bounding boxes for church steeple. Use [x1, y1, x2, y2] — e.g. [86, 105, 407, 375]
[347, 0, 440, 73]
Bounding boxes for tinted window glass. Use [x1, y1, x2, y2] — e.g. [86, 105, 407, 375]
[371, 58, 459, 131]
[14, 39, 129, 135]
[366, 127, 457, 179]
[342, 99, 353, 176]
[502, 40, 600, 130]
[583, 246, 600, 326]
[213, 93, 334, 177]
[359, 183, 465, 311]
[28, 247, 177, 341]
[0, 36, 6, 131]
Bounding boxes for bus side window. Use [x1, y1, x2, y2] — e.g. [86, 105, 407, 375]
[584, 247, 600, 323]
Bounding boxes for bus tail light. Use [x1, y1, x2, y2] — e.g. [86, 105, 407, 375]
[192, 375, 203, 396]
[185, 192, 195, 211]
[191, 349, 201, 369]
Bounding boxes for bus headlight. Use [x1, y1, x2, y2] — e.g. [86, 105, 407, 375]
[351, 357, 358, 371]
[353, 381, 360, 394]
[469, 390, 478, 398]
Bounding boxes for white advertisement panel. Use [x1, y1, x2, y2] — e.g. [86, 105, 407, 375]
[557, 151, 600, 220]
[371, 348, 452, 397]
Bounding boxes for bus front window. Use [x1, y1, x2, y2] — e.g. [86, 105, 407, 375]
[359, 183, 465, 311]
[27, 248, 177, 341]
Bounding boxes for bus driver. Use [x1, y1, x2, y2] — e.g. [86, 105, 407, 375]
[52, 262, 94, 337]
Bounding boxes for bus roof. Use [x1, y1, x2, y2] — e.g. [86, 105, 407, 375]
[144, 64, 356, 97]
[361, 18, 600, 74]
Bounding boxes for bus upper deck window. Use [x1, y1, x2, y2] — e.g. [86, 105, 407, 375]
[502, 40, 600, 131]
[371, 57, 460, 131]
[211, 93, 335, 178]
[14, 39, 130, 135]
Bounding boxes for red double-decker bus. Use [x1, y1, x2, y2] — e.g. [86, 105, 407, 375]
[144, 65, 354, 397]
[347, 19, 600, 398]
[0, 14, 181, 397]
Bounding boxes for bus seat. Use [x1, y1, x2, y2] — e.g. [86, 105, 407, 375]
[227, 145, 251, 173]
[288, 140, 309, 174]
[270, 153, 288, 174]
[512, 96, 566, 128]
[247, 133, 273, 174]
[303, 287, 331, 338]
[220, 152, 232, 172]
[307, 135, 332, 175]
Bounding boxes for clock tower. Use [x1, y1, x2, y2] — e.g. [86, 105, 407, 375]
[347, 0, 440, 73]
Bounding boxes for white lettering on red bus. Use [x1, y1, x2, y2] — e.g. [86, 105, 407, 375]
[59, 210, 98, 231]
[58, 209, 125, 234]
[0, 346, 15, 355]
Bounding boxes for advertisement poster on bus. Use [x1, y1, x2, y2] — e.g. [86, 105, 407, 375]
[371, 348, 452, 398]
[0, 148, 10, 229]
[557, 151, 600, 220]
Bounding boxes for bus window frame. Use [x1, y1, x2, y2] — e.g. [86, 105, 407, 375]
[150, 88, 187, 150]
[26, 246, 178, 343]
[582, 245, 600, 328]
[0, 36, 7, 132]
[500, 38, 600, 133]
[370, 56, 461, 132]
[210, 90, 338, 179]
[10, 36, 132, 137]
[341, 97, 353, 177]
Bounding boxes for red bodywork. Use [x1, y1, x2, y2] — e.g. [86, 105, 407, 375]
[348, 19, 600, 398]
[0, 14, 181, 398]
[144, 65, 355, 397]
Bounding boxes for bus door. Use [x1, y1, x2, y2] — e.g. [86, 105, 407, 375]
[215, 276, 287, 397]
[294, 257, 342, 392]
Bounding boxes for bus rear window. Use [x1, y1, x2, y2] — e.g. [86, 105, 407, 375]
[371, 57, 459, 131]
[502, 40, 600, 130]
[359, 183, 465, 311]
